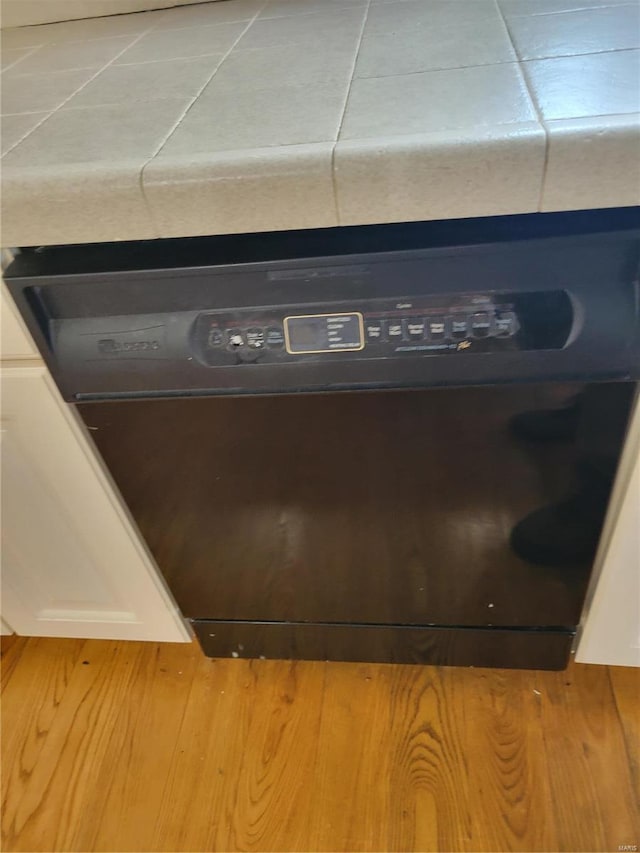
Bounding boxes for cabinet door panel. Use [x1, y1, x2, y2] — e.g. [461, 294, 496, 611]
[1, 366, 189, 641]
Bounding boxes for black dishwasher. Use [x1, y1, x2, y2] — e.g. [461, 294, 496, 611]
[6, 208, 639, 670]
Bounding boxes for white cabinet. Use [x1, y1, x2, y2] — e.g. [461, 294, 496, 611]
[1, 364, 189, 642]
[576, 394, 640, 667]
[1, 283, 37, 359]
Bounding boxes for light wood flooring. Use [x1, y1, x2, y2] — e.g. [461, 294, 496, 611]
[2, 635, 638, 852]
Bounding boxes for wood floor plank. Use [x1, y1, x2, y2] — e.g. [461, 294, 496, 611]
[540, 662, 639, 852]
[2, 638, 144, 851]
[311, 662, 473, 852]
[309, 662, 395, 852]
[154, 656, 264, 853]
[216, 659, 326, 853]
[0, 635, 28, 692]
[158, 657, 272, 853]
[78, 641, 204, 852]
[383, 665, 472, 853]
[1, 636, 87, 844]
[2, 638, 638, 853]
[461, 667, 559, 852]
[608, 665, 640, 803]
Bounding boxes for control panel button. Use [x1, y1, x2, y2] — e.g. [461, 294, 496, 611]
[427, 317, 446, 340]
[365, 319, 385, 343]
[387, 321, 405, 341]
[227, 329, 244, 348]
[495, 311, 518, 337]
[470, 312, 491, 338]
[246, 327, 265, 349]
[405, 319, 425, 340]
[449, 317, 468, 339]
[265, 326, 285, 348]
[208, 327, 224, 348]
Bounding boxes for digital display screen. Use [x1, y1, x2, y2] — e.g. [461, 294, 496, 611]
[285, 313, 364, 354]
[291, 319, 323, 347]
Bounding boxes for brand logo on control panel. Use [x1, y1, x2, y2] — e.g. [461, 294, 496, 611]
[97, 339, 161, 354]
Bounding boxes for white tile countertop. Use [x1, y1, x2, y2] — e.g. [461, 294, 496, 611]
[1, 0, 639, 247]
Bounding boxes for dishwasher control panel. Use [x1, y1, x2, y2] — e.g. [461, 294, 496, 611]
[192, 290, 572, 366]
[6, 207, 638, 399]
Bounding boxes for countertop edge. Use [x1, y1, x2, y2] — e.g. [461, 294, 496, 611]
[3, 115, 640, 248]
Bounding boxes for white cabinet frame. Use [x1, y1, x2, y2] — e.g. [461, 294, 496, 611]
[576, 391, 640, 667]
[1, 364, 190, 642]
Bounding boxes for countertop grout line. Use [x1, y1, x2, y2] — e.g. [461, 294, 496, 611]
[1, 111, 55, 158]
[2, 50, 228, 79]
[0, 20, 165, 160]
[1, 109, 55, 117]
[496, 0, 550, 214]
[140, 4, 269, 143]
[102, 52, 226, 68]
[502, 0, 638, 18]
[330, 0, 372, 227]
[356, 58, 522, 81]
[137, 1, 270, 238]
[3, 63, 110, 80]
[337, 117, 551, 147]
[355, 45, 640, 80]
[126, 122, 548, 166]
[23, 30, 168, 47]
[520, 45, 640, 62]
[125, 17, 263, 36]
[0, 44, 43, 74]
[543, 110, 640, 123]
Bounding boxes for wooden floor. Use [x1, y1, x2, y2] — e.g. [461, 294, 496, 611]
[1, 636, 638, 853]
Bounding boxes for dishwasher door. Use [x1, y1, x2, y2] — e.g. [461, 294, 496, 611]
[77, 379, 636, 669]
